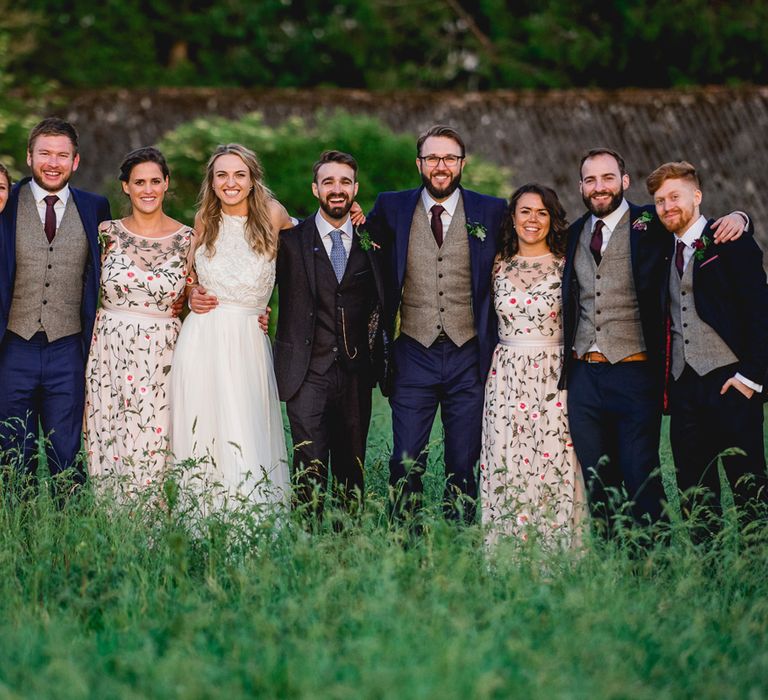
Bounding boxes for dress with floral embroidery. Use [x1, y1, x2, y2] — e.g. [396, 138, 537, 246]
[480, 253, 586, 545]
[84, 219, 193, 488]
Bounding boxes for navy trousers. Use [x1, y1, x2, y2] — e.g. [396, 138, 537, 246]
[0, 331, 86, 479]
[567, 359, 665, 524]
[670, 363, 767, 518]
[388, 334, 484, 522]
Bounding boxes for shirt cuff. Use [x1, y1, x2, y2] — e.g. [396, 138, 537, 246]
[734, 211, 750, 229]
[735, 373, 762, 394]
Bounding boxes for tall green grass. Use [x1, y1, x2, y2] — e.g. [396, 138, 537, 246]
[0, 400, 766, 699]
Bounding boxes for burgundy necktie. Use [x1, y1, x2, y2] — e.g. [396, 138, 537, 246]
[589, 219, 604, 265]
[675, 239, 686, 278]
[43, 195, 59, 243]
[430, 204, 445, 247]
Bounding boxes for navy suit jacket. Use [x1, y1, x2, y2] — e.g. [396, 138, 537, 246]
[0, 177, 111, 356]
[560, 202, 669, 390]
[365, 185, 507, 381]
[661, 218, 768, 390]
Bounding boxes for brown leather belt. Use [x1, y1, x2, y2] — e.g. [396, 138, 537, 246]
[572, 350, 648, 364]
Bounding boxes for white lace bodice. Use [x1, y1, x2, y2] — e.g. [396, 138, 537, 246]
[194, 214, 276, 309]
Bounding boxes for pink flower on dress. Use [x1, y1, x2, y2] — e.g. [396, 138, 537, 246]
[543, 452, 551, 459]
[555, 401, 562, 408]
[126, 374, 134, 383]
[531, 412, 540, 420]
[147, 275, 154, 281]
[127, 272, 135, 279]
[139, 386, 148, 395]
[524, 458, 529, 464]
[533, 362, 539, 369]
[525, 328, 531, 334]
[155, 426, 164, 435]
[540, 474, 546, 481]
[566, 442, 573, 448]
[550, 311, 557, 319]
[510, 298, 517, 304]
[525, 298, 532, 305]
[491, 369, 497, 376]
[113, 455, 119, 462]
[518, 402, 527, 410]
[517, 513, 530, 526]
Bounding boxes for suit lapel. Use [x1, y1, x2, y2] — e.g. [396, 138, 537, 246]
[461, 187, 484, 304]
[628, 202, 647, 287]
[395, 188, 422, 291]
[301, 219, 318, 298]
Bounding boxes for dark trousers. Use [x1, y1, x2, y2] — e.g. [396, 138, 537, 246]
[567, 359, 665, 524]
[286, 363, 372, 515]
[670, 364, 767, 519]
[0, 331, 86, 480]
[388, 334, 484, 523]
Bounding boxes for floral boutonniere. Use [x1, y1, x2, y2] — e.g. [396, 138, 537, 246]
[632, 211, 653, 231]
[693, 233, 712, 261]
[356, 227, 380, 252]
[466, 221, 487, 241]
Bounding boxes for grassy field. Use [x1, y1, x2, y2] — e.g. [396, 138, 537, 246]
[0, 396, 767, 699]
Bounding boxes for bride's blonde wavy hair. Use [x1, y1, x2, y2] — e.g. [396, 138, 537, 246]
[196, 143, 278, 260]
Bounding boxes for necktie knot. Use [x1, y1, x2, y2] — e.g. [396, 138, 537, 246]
[589, 219, 604, 265]
[430, 204, 445, 247]
[43, 194, 59, 243]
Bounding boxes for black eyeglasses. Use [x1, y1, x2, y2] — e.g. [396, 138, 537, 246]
[418, 154, 464, 168]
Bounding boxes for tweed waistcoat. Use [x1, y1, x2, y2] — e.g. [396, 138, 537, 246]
[310, 231, 376, 375]
[400, 195, 475, 347]
[669, 254, 737, 379]
[573, 210, 645, 362]
[8, 185, 89, 341]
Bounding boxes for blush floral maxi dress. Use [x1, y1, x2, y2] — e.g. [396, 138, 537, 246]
[84, 219, 193, 489]
[480, 253, 586, 545]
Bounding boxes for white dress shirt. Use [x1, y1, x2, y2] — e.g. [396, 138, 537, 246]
[315, 211, 353, 258]
[421, 187, 461, 239]
[673, 214, 762, 393]
[29, 179, 71, 229]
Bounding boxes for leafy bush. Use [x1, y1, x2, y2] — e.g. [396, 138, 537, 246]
[153, 111, 512, 224]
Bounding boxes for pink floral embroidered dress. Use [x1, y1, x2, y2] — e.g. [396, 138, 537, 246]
[480, 253, 585, 544]
[84, 219, 193, 488]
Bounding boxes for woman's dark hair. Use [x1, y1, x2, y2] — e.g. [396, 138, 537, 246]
[119, 146, 170, 182]
[499, 183, 569, 259]
[0, 162, 11, 187]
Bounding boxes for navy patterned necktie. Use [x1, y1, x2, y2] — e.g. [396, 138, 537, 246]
[329, 229, 347, 282]
[589, 219, 604, 265]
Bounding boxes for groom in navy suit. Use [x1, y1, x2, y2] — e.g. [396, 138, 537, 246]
[365, 125, 506, 522]
[0, 118, 110, 481]
[648, 161, 767, 522]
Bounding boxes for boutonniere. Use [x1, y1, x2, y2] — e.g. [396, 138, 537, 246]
[466, 221, 487, 241]
[632, 211, 653, 230]
[693, 233, 713, 261]
[356, 227, 380, 252]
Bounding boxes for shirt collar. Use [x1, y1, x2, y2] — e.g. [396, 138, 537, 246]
[590, 197, 629, 234]
[422, 187, 460, 217]
[315, 210, 353, 238]
[677, 215, 708, 248]
[29, 179, 70, 206]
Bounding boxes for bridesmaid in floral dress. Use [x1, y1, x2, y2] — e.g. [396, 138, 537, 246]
[84, 147, 193, 490]
[481, 183, 586, 545]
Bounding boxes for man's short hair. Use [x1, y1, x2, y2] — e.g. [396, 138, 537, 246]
[28, 117, 80, 155]
[416, 125, 466, 157]
[646, 161, 700, 196]
[312, 150, 358, 182]
[579, 147, 626, 179]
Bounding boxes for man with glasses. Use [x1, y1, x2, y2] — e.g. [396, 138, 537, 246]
[364, 125, 506, 523]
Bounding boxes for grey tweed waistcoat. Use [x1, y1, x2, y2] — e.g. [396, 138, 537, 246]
[7, 185, 89, 341]
[573, 210, 646, 362]
[669, 254, 737, 379]
[400, 195, 475, 348]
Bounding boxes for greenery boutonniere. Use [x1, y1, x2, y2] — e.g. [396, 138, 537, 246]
[632, 211, 653, 230]
[693, 234, 712, 261]
[466, 221, 487, 241]
[356, 227, 380, 252]
[97, 228, 113, 253]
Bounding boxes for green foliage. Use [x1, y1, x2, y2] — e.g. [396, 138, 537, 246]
[154, 111, 512, 224]
[0, 406, 767, 697]
[7, 1, 768, 90]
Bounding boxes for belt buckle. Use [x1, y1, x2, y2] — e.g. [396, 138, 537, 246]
[585, 352, 600, 364]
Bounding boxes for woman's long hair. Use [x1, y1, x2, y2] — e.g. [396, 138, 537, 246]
[196, 143, 277, 260]
[498, 183, 569, 260]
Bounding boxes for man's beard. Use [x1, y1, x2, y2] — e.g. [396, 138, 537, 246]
[319, 194, 352, 220]
[421, 169, 461, 200]
[32, 170, 71, 193]
[582, 186, 624, 217]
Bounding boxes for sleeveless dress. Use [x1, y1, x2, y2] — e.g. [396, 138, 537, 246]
[480, 253, 586, 546]
[84, 219, 193, 489]
[170, 213, 289, 507]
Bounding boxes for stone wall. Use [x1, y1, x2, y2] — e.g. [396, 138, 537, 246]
[53, 86, 768, 251]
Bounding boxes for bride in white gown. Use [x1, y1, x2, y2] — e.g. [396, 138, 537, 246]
[171, 144, 292, 507]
